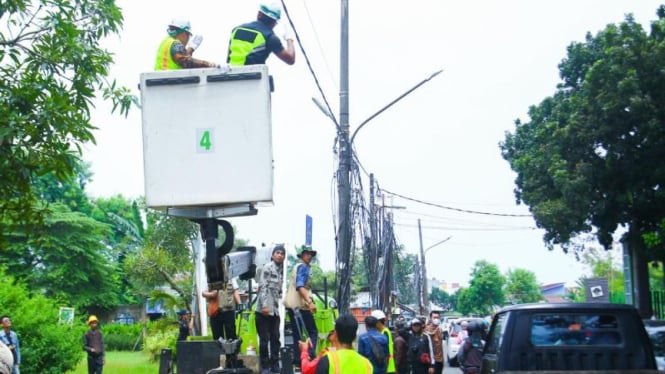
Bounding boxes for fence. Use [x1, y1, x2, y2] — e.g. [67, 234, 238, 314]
[609, 290, 664, 319]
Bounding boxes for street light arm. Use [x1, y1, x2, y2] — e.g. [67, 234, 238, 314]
[425, 236, 452, 253]
[350, 69, 443, 145]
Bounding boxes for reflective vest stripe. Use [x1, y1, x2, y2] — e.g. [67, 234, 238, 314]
[154, 36, 180, 70]
[326, 350, 373, 374]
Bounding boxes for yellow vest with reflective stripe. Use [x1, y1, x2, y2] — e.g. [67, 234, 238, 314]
[155, 36, 180, 70]
[228, 27, 266, 66]
[326, 349, 373, 374]
[381, 326, 396, 373]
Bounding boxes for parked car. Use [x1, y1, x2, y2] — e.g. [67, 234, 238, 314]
[481, 303, 658, 374]
[644, 319, 665, 371]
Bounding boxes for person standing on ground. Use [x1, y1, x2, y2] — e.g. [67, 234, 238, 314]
[407, 318, 434, 374]
[358, 316, 389, 374]
[155, 19, 217, 70]
[256, 244, 286, 374]
[372, 310, 397, 374]
[393, 325, 409, 374]
[177, 310, 194, 341]
[287, 246, 319, 368]
[203, 278, 241, 367]
[314, 314, 373, 374]
[0, 317, 19, 374]
[227, 3, 296, 66]
[424, 312, 444, 374]
[83, 315, 105, 374]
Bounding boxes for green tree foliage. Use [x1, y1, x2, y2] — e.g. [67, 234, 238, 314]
[504, 268, 543, 304]
[429, 287, 457, 311]
[124, 208, 197, 311]
[0, 0, 136, 242]
[91, 195, 146, 305]
[500, 7, 665, 314]
[456, 260, 505, 315]
[393, 247, 418, 305]
[0, 272, 86, 373]
[3, 202, 120, 309]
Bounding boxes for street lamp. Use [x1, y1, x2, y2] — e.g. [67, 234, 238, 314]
[418, 216, 451, 314]
[312, 0, 443, 313]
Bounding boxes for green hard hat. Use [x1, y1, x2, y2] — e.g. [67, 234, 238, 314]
[297, 245, 317, 258]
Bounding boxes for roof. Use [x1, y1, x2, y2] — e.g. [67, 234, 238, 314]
[496, 302, 637, 314]
[540, 282, 566, 291]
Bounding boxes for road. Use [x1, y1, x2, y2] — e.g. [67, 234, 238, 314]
[444, 366, 463, 374]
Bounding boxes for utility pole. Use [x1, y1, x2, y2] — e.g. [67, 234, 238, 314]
[369, 173, 378, 308]
[418, 218, 427, 315]
[336, 0, 352, 313]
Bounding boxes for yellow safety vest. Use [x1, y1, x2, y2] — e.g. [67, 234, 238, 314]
[381, 326, 396, 373]
[228, 27, 267, 66]
[326, 349, 373, 374]
[154, 36, 181, 70]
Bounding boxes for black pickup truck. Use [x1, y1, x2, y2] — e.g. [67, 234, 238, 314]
[480, 303, 659, 374]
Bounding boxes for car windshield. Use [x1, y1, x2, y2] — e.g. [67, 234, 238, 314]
[530, 313, 622, 346]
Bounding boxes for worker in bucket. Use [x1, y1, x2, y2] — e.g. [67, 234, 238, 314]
[226, 3, 296, 66]
[155, 18, 217, 70]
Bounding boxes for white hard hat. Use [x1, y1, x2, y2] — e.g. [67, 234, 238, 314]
[168, 18, 192, 33]
[371, 310, 386, 320]
[0, 342, 13, 374]
[259, 3, 282, 21]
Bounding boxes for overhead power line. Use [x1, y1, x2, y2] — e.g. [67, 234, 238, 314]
[280, 0, 340, 132]
[382, 189, 533, 218]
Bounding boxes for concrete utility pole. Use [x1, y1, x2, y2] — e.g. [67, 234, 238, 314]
[333, 0, 442, 313]
[336, 0, 352, 313]
[369, 173, 378, 308]
[418, 219, 452, 315]
[418, 219, 427, 315]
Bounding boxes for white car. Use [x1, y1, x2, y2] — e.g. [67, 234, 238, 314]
[644, 321, 665, 370]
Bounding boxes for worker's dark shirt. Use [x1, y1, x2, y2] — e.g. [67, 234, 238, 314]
[178, 319, 190, 341]
[83, 329, 105, 357]
[227, 20, 284, 65]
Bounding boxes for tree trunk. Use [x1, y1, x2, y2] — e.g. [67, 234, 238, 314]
[629, 237, 653, 318]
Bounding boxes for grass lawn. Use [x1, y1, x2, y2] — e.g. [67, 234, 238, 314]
[67, 351, 160, 374]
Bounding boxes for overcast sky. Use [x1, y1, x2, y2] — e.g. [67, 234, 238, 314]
[84, 0, 663, 288]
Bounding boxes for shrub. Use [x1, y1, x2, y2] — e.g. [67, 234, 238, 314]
[102, 322, 143, 351]
[144, 329, 177, 362]
[0, 273, 86, 373]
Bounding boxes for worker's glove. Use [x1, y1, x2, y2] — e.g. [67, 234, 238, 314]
[187, 34, 203, 50]
[282, 24, 294, 42]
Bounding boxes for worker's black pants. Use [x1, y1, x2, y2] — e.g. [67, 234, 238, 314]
[210, 310, 237, 340]
[255, 312, 281, 369]
[87, 354, 103, 374]
[287, 308, 318, 366]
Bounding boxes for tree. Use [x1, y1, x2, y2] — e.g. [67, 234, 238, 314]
[3, 202, 121, 309]
[500, 8, 665, 316]
[0, 0, 136, 243]
[393, 247, 418, 305]
[124, 207, 198, 312]
[429, 287, 457, 311]
[505, 268, 543, 304]
[456, 260, 505, 315]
